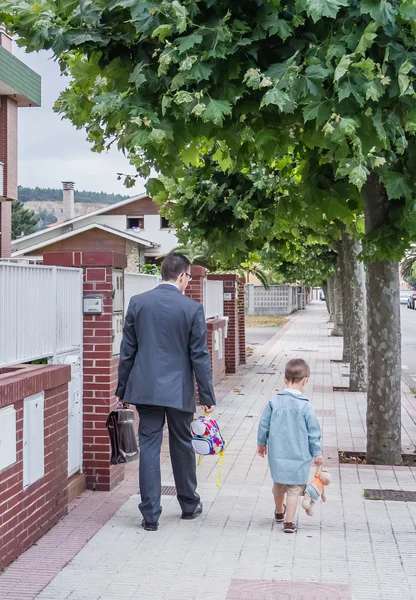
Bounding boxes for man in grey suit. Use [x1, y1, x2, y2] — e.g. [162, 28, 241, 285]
[116, 253, 216, 531]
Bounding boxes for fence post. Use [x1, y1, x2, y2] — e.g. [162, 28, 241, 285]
[44, 251, 127, 492]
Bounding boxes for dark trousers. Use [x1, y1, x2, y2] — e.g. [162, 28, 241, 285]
[137, 405, 200, 524]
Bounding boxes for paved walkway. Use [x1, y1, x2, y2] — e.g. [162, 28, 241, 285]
[2, 303, 416, 600]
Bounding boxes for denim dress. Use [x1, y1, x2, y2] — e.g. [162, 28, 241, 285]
[257, 390, 322, 485]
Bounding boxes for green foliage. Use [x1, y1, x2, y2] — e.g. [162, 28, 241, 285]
[11, 200, 39, 240]
[18, 186, 129, 205]
[140, 263, 161, 275]
[3, 0, 416, 260]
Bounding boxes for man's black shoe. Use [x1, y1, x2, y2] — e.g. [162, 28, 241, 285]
[141, 519, 159, 531]
[181, 501, 203, 520]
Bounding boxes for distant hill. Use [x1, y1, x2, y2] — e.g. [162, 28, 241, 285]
[18, 186, 129, 205]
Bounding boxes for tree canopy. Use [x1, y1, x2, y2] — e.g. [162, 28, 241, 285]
[12, 200, 40, 239]
[2, 0, 416, 259]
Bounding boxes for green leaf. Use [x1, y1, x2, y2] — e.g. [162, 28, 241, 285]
[202, 99, 232, 125]
[263, 14, 292, 40]
[190, 62, 213, 82]
[355, 22, 378, 56]
[360, 0, 397, 25]
[364, 79, 384, 101]
[299, 64, 330, 97]
[151, 24, 173, 42]
[381, 171, 412, 200]
[181, 139, 203, 166]
[334, 54, 351, 82]
[337, 160, 369, 189]
[303, 99, 332, 126]
[305, 0, 349, 22]
[171, 0, 187, 33]
[213, 146, 233, 171]
[260, 87, 291, 111]
[177, 32, 203, 53]
[398, 60, 414, 96]
[338, 81, 365, 105]
[128, 62, 146, 88]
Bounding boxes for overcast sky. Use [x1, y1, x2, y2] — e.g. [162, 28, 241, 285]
[14, 45, 147, 196]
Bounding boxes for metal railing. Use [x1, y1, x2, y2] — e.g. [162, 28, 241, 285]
[0, 262, 83, 367]
[203, 279, 224, 319]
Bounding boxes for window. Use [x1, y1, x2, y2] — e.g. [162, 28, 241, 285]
[127, 217, 144, 230]
[160, 216, 170, 229]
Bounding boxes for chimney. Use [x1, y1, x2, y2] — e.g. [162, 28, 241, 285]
[62, 181, 75, 221]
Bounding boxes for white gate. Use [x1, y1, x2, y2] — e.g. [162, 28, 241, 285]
[124, 272, 161, 312]
[203, 280, 224, 319]
[0, 263, 83, 365]
[0, 262, 83, 476]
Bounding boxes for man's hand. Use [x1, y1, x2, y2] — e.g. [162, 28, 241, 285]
[313, 455, 324, 466]
[201, 405, 214, 413]
[257, 445, 267, 458]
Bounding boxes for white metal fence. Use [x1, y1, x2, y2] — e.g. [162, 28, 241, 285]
[0, 263, 83, 367]
[124, 273, 161, 312]
[204, 279, 224, 319]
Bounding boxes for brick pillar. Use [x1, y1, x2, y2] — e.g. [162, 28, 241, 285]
[185, 265, 206, 303]
[208, 274, 239, 373]
[44, 251, 127, 491]
[238, 277, 246, 365]
[0, 96, 18, 258]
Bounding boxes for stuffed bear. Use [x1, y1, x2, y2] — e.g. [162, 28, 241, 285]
[302, 467, 332, 516]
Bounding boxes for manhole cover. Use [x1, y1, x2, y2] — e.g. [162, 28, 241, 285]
[364, 489, 416, 502]
[315, 409, 335, 417]
[333, 386, 350, 392]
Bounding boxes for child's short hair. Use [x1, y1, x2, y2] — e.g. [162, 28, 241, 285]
[285, 358, 310, 383]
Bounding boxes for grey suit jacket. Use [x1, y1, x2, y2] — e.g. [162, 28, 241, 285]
[115, 284, 216, 412]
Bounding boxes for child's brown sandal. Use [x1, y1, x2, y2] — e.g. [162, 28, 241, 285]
[274, 504, 286, 522]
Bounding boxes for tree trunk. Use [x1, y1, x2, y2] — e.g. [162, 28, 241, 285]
[363, 172, 402, 465]
[338, 237, 351, 361]
[322, 282, 330, 314]
[331, 253, 343, 336]
[327, 277, 335, 321]
[340, 228, 368, 391]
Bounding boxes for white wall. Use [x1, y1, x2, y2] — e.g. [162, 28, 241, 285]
[142, 215, 178, 256]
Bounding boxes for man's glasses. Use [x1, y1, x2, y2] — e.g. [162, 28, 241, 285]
[184, 272, 193, 281]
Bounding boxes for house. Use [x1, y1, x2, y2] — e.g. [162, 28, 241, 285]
[0, 26, 41, 258]
[11, 182, 179, 271]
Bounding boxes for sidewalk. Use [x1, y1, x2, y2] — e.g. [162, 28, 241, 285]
[1, 303, 416, 600]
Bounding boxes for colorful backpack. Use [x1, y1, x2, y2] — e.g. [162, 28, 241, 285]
[191, 415, 226, 487]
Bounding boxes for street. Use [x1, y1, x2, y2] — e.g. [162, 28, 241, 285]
[401, 304, 416, 386]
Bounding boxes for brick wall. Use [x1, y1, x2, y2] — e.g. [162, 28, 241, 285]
[206, 317, 227, 386]
[0, 95, 18, 258]
[44, 251, 127, 491]
[0, 364, 71, 570]
[0, 96, 18, 201]
[185, 265, 206, 304]
[0, 200, 11, 258]
[208, 274, 240, 373]
[238, 278, 246, 365]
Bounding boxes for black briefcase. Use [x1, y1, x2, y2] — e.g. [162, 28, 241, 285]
[106, 408, 139, 464]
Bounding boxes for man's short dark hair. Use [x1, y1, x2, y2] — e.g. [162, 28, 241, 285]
[161, 253, 191, 281]
[285, 358, 310, 383]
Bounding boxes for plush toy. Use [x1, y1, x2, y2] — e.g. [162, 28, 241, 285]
[302, 466, 332, 516]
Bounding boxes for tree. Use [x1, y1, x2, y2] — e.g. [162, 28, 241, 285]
[4, 0, 415, 462]
[401, 250, 416, 288]
[11, 200, 39, 240]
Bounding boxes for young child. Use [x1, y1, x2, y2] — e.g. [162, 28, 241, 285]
[257, 358, 323, 533]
